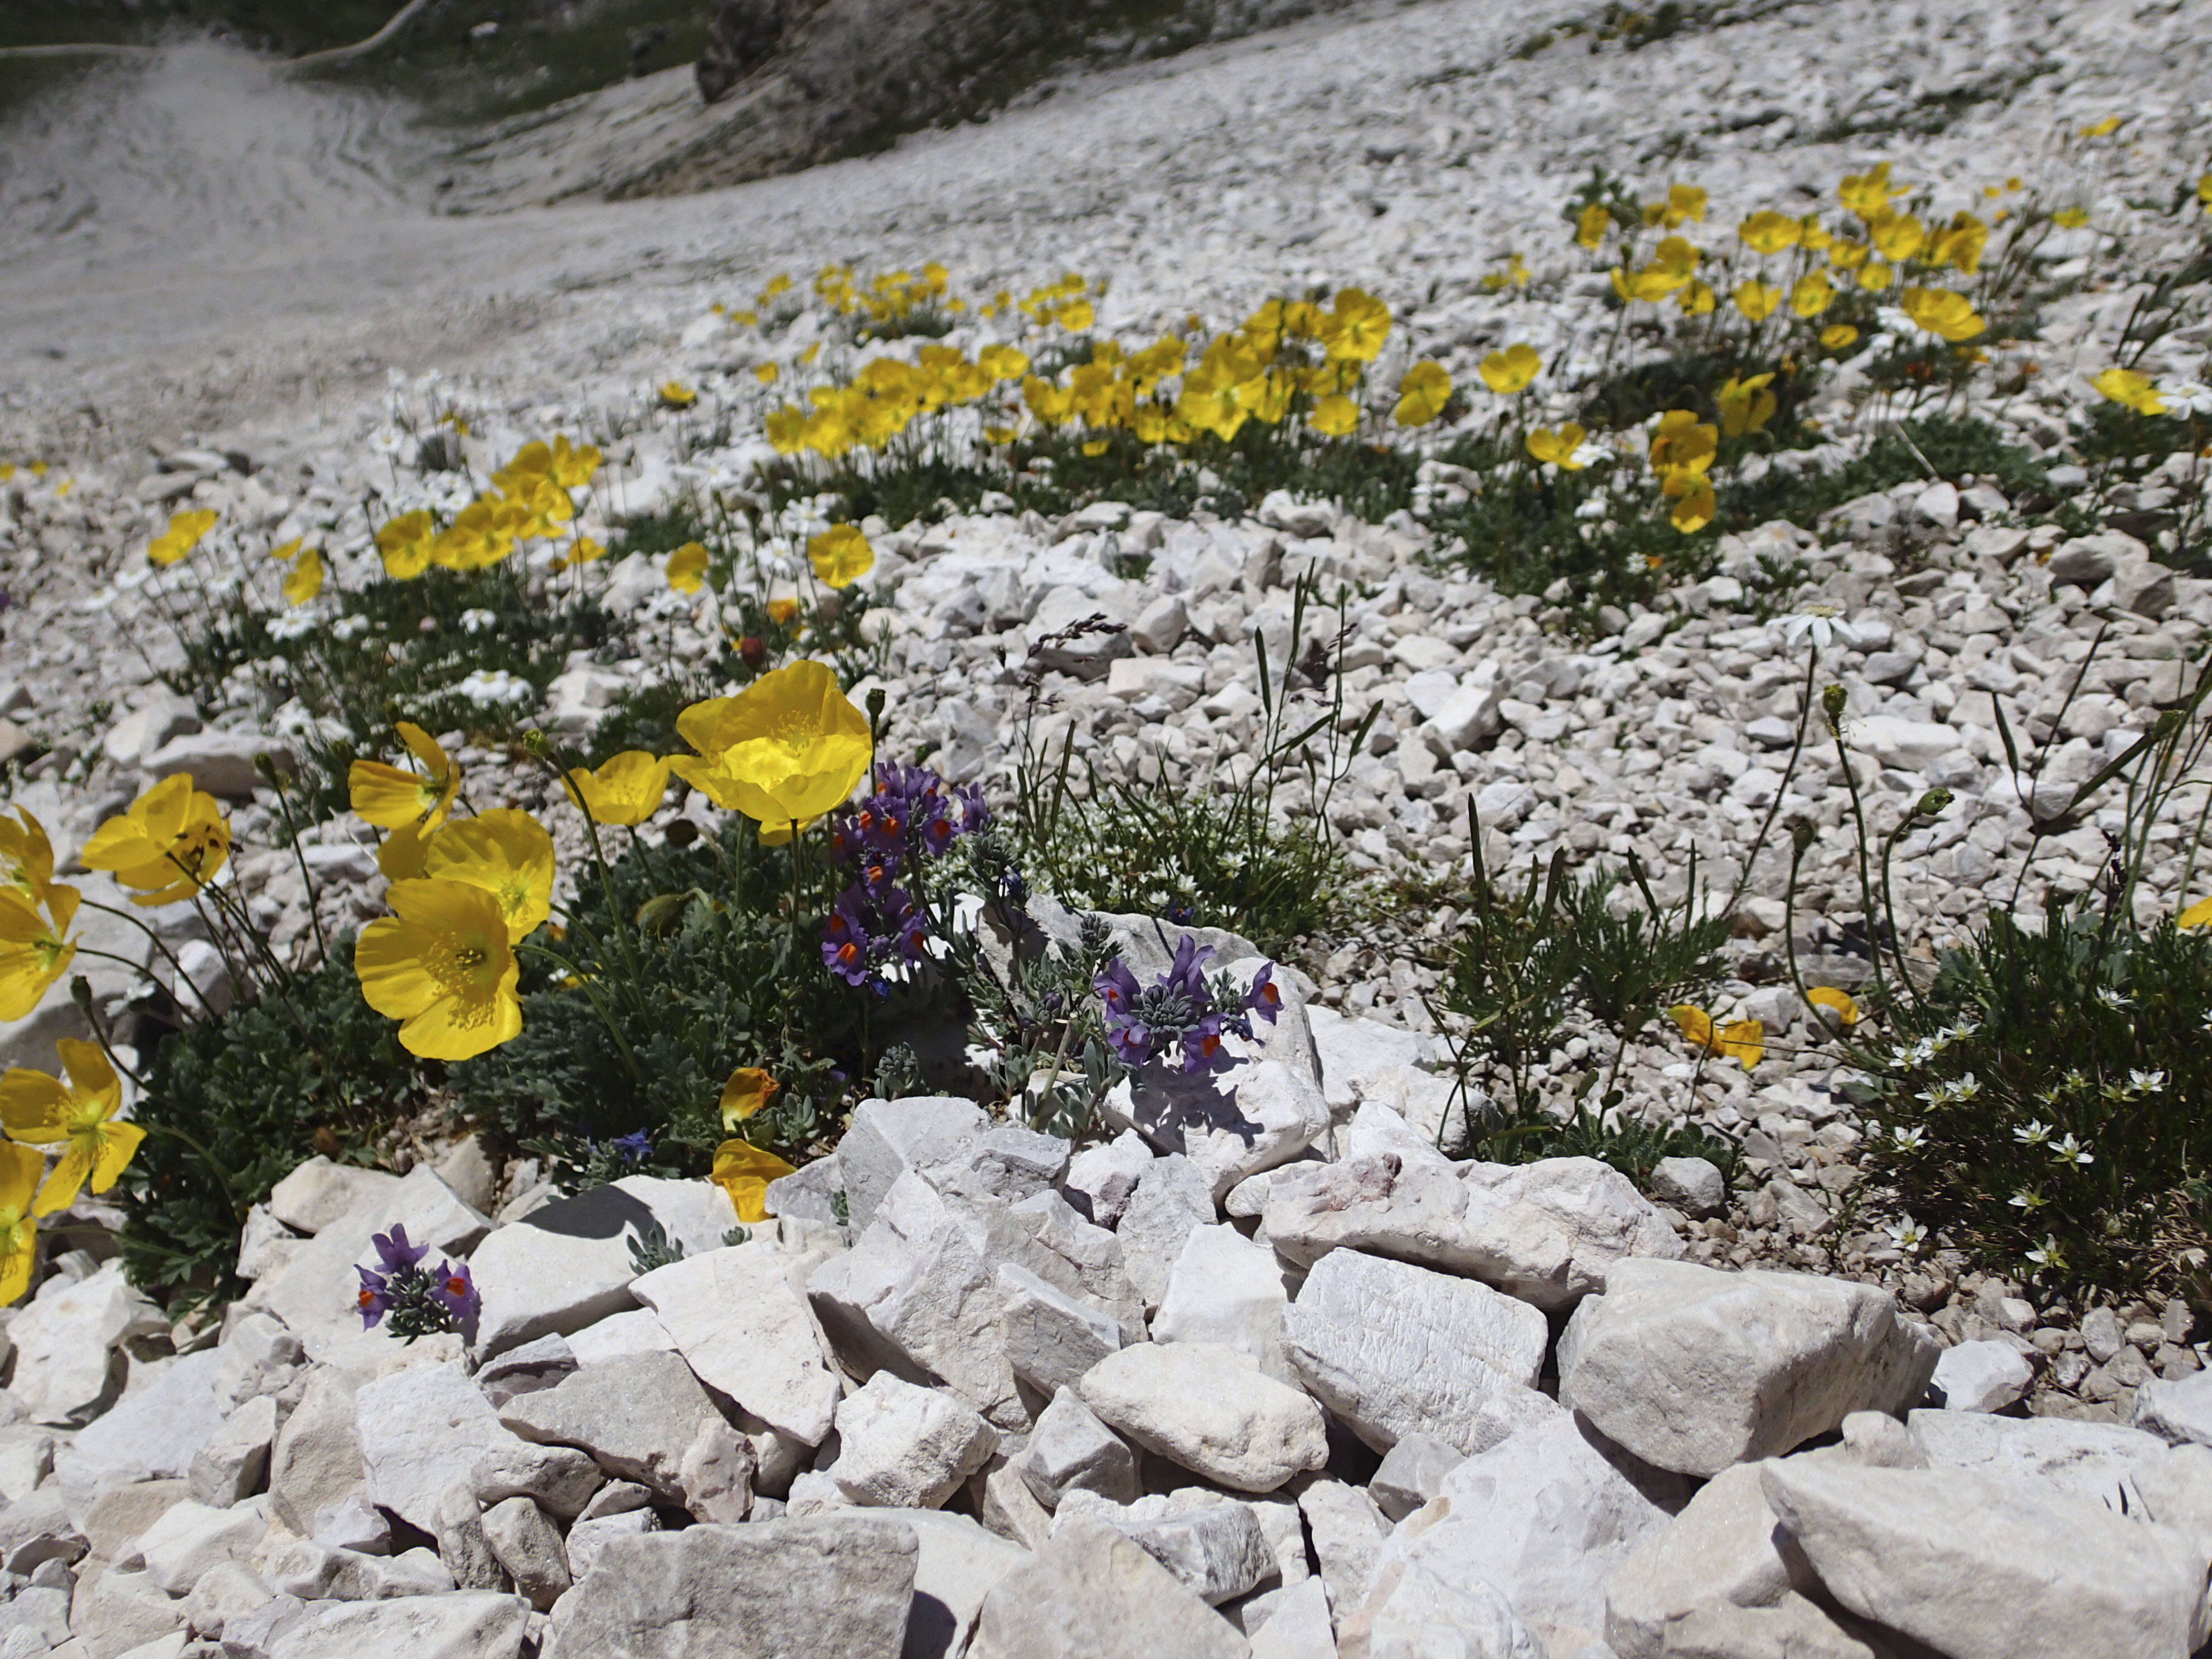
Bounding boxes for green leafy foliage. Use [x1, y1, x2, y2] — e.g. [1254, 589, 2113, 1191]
[450, 814, 875, 1185]
[1478, 1095, 1739, 1186]
[117, 949, 431, 1314]
[1855, 897, 2212, 1296]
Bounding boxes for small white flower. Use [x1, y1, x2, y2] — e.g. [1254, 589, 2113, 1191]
[265, 611, 317, 642]
[1950, 1071, 1982, 1102]
[331, 614, 373, 642]
[2049, 1133, 2094, 1167]
[2094, 986, 2132, 1010]
[1780, 607, 1864, 652]
[1891, 1125, 1928, 1152]
[2024, 1235, 2065, 1270]
[1885, 1216, 1928, 1252]
[2012, 1119, 2051, 1146]
[2128, 1068, 2167, 1094]
[2009, 1189, 2045, 1211]
[1908, 1037, 1939, 1064]
[453, 667, 536, 707]
[2158, 379, 2212, 415]
[459, 608, 498, 634]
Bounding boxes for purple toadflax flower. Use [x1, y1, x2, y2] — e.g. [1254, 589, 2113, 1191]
[1094, 939, 1283, 1074]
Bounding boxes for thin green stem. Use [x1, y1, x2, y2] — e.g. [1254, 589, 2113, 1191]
[516, 939, 644, 1084]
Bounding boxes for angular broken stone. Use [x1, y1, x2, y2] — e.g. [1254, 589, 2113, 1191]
[1563, 1260, 1939, 1476]
[479, 1495, 570, 1611]
[831, 1371, 998, 1510]
[632, 1240, 845, 1447]
[1283, 1247, 1548, 1454]
[1079, 1341, 1327, 1493]
[1263, 1152, 1679, 1311]
[997, 1262, 1125, 1395]
[497, 1350, 726, 1498]
[1018, 1387, 1138, 1509]
[546, 1517, 918, 1659]
[1115, 1154, 1216, 1316]
[1107, 1057, 1330, 1203]
[356, 1360, 530, 1533]
[1153, 1224, 1292, 1381]
[968, 1517, 1248, 1659]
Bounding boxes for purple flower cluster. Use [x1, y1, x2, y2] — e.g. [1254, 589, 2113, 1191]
[1094, 938, 1282, 1073]
[821, 764, 988, 992]
[355, 1223, 479, 1341]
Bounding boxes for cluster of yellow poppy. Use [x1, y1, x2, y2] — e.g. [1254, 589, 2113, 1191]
[373, 437, 604, 580]
[1588, 162, 1993, 352]
[0, 776, 265, 1298]
[761, 286, 1439, 465]
[340, 662, 870, 1219]
[663, 523, 873, 600]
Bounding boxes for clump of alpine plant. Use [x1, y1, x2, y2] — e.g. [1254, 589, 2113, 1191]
[1094, 937, 1282, 1071]
[354, 1223, 479, 1341]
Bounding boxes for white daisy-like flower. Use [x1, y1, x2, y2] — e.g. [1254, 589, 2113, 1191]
[2009, 1189, 2045, 1211]
[265, 611, 317, 643]
[459, 608, 498, 634]
[2158, 379, 2212, 415]
[1885, 1216, 1928, 1252]
[1780, 606, 1864, 652]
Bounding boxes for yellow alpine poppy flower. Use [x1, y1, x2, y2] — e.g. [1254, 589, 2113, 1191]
[1666, 473, 1718, 535]
[147, 509, 218, 569]
[719, 1067, 779, 1130]
[1738, 211, 1802, 255]
[711, 1139, 798, 1223]
[0, 1142, 43, 1304]
[376, 511, 436, 580]
[1828, 239, 1870, 271]
[1857, 260, 1893, 292]
[755, 363, 780, 385]
[1790, 271, 1835, 318]
[377, 820, 434, 881]
[1526, 424, 1588, 469]
[551, 435, 602, 488]
[1309, 394, 1359, 437]
[1668, 1004, 1762, 1065]
[1319, 289, 1391, 363]
[2197, 174, 2210, 215]
[1393, 361, 1452, 427]
[355, 879, 523, 1061]
[1649, 410, 1718, 475]
[2090, 367, 2165, 416]
[1839, 162, 1899, 219]
[281, 548, 324, 607]
[808, 526, 875, 589]
[1477, 345, 1541, 396]
[0, 888, 77, 1021]
[1677, 279, 1716, 317]
[1055, 299, 1095, 332]
[669, 661, 872, 829]
[0, 807, 57, 908]
[1733, 280, 1782, 322]
[350, 723, 460, 831]
[1654, 183, 1706, 227]
[80, 775, 230, 907]
[766, 596, 801, 627]
[1716, 373, 1778, 438]
[659, 381, 699, 409]
[1820, 323, 1860, 351]
[1806, 986, 1859, 1029]
[2054, 207, 2092, 230]
[667, 542, 711, 594]
[1899, 287, 1984, 342]
[560, 755, 667, 831]
[423, 809, 555, 943]
[1574, 202, 1612, 250]
[1869, 212, 1925, 263]
[0, 1040, 143, 1217]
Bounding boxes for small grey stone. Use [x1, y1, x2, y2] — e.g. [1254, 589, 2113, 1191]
[1369, 1432, 1467, 1522]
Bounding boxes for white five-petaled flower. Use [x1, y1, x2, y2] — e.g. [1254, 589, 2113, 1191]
[2009, 1189, 2045, 1211]
[1781, 607, 1865, 652]
[459, 608, 498, 634]
[2049, 1133, 2094, 1166]
[1891, 1125, 1927, 1152]
[1886, 1216, 1928, 1252]
[2012, 1119, 2051, 1146]
[2094, 986, 2132, 1011]
[2127, 1068, 2167, 1093]
[2025, 1235, 2064, 1269]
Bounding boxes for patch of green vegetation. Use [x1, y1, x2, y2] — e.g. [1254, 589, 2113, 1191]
[1732, 412, 2051, 526]
[118, 948, 433, 1314]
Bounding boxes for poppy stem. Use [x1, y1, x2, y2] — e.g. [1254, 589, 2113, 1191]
[517, 939, 645, 1084]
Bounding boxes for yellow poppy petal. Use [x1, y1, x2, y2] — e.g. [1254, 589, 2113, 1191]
[1718, 1019, 1765, 1069]
[90, 1121, 145, 1194]
[1806, 986, 1859, 1029]
[0, 1068, 68, 1142]
[2180, 896, 2212, 930]
[31, 1141, 94, 1216]
[1667, 1004, 1716, 1052]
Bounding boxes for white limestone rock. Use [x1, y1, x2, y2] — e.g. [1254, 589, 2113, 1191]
[2132, 1366, 2212, 1448]
[1078, 1342, 1327, 1493]
[479, 1495, 569, 1611]
[1018, 1386, 1138, 1508]
[1905, 1408, 2170, 1503]
[7, 1262, 167, 1425]
[1563, 1260, 1941, 1476]
[631, 1240, 844, 1447]
[356, 1360, 530, 1534]
[1115, 1153, 1217, 1316]
[1283, 1249, 1548, 1456]
[1153, 1224, 1292, 1380]
[830, 1371, 999, 1510]
[1761, 1458, 2212, 1659]
[1262, 1153, 1680, 1311]
[968, 1517, 1249, 1659]
[1929, 1339, 2035, 1414]
[497, 1350, 727, 1499]
[1107, 1058, 1330, 1204]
